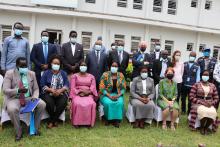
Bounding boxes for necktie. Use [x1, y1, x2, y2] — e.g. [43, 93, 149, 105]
[119, 51, 122, 64]
[43, 43, 48, 63]
[96, 50, 100, 64]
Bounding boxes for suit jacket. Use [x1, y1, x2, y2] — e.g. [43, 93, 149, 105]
[2, 69, 39, 109]
[85, 49, 108, 84]
[152, 58, 172, 85]
[108, 50, 129, 77]
[132, 51, 152, 78]
[150, 52, 161, 62]
[130, 76, 155, 100]
[31, 42, 57, 72]
[61, 42, 84, 74]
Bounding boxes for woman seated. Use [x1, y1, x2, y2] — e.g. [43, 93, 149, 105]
[41, 55, 69, 128]
[157, 67, 179, 131]
[130, 65, 155, 129]
[70, 61, 98, 128]
[189, 70, 219, 135]
[99, 62, 126, 128]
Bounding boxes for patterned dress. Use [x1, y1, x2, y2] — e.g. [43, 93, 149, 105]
[99, 71, 126, 120]
[157, 79, 179, 110]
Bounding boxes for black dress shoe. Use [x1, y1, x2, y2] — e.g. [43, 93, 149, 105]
[35, 130, 41, 136]
[15, 128, 23, 141]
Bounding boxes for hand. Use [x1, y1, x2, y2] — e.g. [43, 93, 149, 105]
[18, 88, 28, 93]
[55, 89, 63, 96]
[82, 89, 91, 96]
[79, 92, 85, 97]
[168, 101, 174, 107]
[204, 100, 212, 108]
[112, 95, 119, 100]
[41, 64, 48, 70]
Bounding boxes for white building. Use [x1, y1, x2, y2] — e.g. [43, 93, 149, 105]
[0, 0, 220, 61]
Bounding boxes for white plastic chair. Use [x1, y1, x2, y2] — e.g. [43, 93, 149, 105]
[153, 84, 179, 127]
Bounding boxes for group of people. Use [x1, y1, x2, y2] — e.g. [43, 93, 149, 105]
[1, 22, 220, 141]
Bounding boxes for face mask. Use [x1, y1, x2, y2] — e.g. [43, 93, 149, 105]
[202, 76, 209, 82]
[117, 46, 124, 52]
[175, 56, 181, 61]
[189, 56, 196, 62]
[14, 29, 23, 36]
[155, 46, 161, 52]
[167, 74, 174, 80]
[41, 36, 49, 43]
[80, 66, 87, 73]
[141, 73, 148, 79]
[19, 67, 28, 75]
[162, 55, 168, 59]
[95, 45, 101, 51]
[112, 46, 116, 50]
[111, 67, 118, 74]
[203, 52, 210, 57]
[140, 47, 146, 52]
[70, 37, 77, 44]
[52, 64, 60, 71]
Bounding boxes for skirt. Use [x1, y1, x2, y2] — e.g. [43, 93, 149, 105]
[131, 99, 155, 120]
[100, 93, 124, 120]
[157, 99, 179, 111]
[197, 105, 217, 121]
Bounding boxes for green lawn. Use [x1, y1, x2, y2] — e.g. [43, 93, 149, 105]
[0, 94, 220, 147]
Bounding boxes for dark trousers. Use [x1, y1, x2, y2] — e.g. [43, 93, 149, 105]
[181, 85, 191, 114]
[176, 83, 182, 103]
[42, 93, 67, 123]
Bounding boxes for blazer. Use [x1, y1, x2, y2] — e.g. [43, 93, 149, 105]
[132, 51, 152, 79]
[61, 42, 84, 74]
[130, 76, 155, 100]
[2, 69, 39, 109]
[152, 58, 172, 85]
[85, 49, 108, 83]
[108, 50, 129, 77]
[30, 42, 57, 72]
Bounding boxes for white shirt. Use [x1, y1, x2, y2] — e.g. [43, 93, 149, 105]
[71, 43, 76, 56]
[95, 50, 101, 63]
[160, 58, 168, 78]
[142, 79, 147, 94]
[155, 52, 160, 60]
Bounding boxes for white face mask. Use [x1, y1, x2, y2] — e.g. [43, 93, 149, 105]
[70, 37, 77, 43]
[112, 46, 116, 50]
[175, 55, 181, 61]
[95, 45, 102, 51]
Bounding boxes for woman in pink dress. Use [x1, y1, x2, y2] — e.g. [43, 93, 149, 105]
[70, 61, 98, 128]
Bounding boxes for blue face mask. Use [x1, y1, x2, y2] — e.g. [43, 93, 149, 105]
[202, 76, 209, 82]
[141, 73, 148, 79]
[19, 67, 28, 75]
[203, 51, 210, 57]
[14, 29, 23, 36]
[80, 66, 87, 73]
[189, 56, 196, 62]
[52, 64, 60, 71]
[94, 45, 102, 51]
[117, 46, 124, 52]
[41, 36, 49, 43]
[111, 67, 118, 74]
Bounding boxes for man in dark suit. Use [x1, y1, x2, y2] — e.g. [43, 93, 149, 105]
[152, 50, 172, 85]
[150, 45, 161, 62]
[132, 41, 152, 79]
[30, 30, 57, 86]
[86, 40, 108, 90]
[108, 40, 129, 78]
[61, 31, 84, 81]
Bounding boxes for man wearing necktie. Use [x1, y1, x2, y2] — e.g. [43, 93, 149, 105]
[31, 30, 57, 88]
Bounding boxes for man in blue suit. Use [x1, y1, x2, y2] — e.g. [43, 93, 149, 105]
[30, 30, 57, 87]
[86, 40, 108, 90]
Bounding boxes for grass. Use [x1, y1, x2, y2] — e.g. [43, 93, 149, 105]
[0, 93, 220, 147]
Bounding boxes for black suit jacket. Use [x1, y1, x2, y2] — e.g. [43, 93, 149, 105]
[152, 59, 172, 85]
[108, 50, 129, 77]
[61, 42, 84, 74]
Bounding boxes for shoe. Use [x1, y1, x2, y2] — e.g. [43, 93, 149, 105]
[105, 121, 110, 126]
[139, 121, 145, 129]
[47, 123, 53, 129]
[53, 122, 58, 127]
[133, 120, 139, 129]
[162, 124, 167, 130]
[35, 130, 41, 136]
[113, 122, 120, 128]
[15, 128, 22, 142]
[200, 128, 205, 135]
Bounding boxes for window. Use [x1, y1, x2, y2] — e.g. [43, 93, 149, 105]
[0, 25, 12, 42]
[191, 0, 198, 8]
[167, 0, 177, 15]
[199, 44, 206, 52]
[205, 0, 212, 10]
[22, 26, 30, 40]
[165, 40, 174, 56]
[117, 0, 127, 8]
[153, 0, 162, 12]
[133, 0, 143, 10]
[150, 38, 161, 53]
[131, 36, 141, 53]
[81, 32, 92, 54]
[85, 0, 95, 4]
[213, 46, 220, 59]
[114, 34, 125, 44]
[187, 43, 194, 51]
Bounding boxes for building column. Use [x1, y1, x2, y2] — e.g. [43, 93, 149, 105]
[29, 13, 36, 48]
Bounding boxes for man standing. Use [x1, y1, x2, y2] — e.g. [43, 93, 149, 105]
[152, 50, 172, 85]
[150, 45, 162, 62]
[3, 57, 46, 141]
[54, 39, 62, 55]
[197, 48, 217, 82]
[61, 31, 84, 81]
[1, 22, 31, 74]
[182, 51, 200, 114]
[132, 41, 152, 79]
[86, 40, 108, 90]
[108, 40, 129, 78]
[30, 30, 57, 86]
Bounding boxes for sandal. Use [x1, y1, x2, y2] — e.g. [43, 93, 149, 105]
[162, 123, 167, 130]
[171, 124, 176, 131]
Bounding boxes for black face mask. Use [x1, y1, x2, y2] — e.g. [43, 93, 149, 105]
[167, 74, 174, 80]
[140, 47, 146, 52]
[162, 55, 168, 59]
